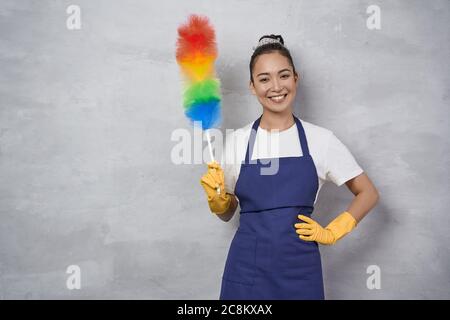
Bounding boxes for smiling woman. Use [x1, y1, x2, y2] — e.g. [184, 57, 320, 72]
[249, 35, 299, 129]
[199, 34, 379, 300]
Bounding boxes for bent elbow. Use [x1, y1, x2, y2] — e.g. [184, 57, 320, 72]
[373, 189, 380, 205]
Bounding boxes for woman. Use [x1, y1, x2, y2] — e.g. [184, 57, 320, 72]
[200, 35, 379, 300]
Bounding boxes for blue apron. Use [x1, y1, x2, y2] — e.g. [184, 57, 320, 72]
[220, 114, 325, 300]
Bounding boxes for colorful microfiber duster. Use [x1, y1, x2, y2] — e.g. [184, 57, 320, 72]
[176, 14, 221, 162]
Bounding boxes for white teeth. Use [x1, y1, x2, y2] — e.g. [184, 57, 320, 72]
[270, 94, 286, 102]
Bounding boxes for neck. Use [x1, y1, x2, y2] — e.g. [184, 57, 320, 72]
[260, 108, 295, 131]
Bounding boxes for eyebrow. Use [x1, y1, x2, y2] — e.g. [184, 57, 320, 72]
[256, 69, 292, 77]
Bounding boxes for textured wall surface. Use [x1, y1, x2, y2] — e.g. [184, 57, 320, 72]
[0, 0, 449, 299]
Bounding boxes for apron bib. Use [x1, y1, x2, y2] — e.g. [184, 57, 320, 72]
[219, 114, 325, 300]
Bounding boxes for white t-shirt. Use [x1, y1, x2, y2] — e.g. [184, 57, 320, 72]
[220, 118, 364, 205]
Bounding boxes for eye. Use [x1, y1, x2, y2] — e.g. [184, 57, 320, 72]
[259, 78, 269, 83]
[281, 74, 290, 79]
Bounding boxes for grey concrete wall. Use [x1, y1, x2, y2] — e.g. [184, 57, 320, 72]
[0, 0, 448, 299]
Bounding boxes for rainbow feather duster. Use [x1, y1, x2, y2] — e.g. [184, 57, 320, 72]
[176, 14, 222, 131]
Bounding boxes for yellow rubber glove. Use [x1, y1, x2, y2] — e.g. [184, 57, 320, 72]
[294, 211, 358, 245]
[200, 161, 231, 214]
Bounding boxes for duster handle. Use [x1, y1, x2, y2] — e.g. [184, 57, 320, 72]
[205, 130, 221, 194]
[205, 130, 215, 163]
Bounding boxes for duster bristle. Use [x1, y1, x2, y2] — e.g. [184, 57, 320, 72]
[176, 14, 221, 130]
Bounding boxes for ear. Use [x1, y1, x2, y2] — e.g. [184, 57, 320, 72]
[294, 72, 300, 84]
[249, 80, 256, 95]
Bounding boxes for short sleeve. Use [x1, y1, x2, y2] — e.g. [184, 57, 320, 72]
[325, 133, 364, 186]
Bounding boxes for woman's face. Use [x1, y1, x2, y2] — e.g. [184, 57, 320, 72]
[249, 52, 298, 114]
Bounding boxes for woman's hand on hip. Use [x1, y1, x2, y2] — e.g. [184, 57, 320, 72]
[295, 215, 336, 245]
[294, 212, 358, 245]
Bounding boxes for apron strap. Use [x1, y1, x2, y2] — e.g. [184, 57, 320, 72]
[294, 116, 310, 157]
[244, 115, 262, 164]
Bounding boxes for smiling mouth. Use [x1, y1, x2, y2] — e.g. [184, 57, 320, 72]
[268, 94, 287, 103]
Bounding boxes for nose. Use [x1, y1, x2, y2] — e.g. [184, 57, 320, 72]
[272, 78, 281, 91]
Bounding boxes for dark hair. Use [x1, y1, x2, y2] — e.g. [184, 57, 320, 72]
[249, 34, 297, 83]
